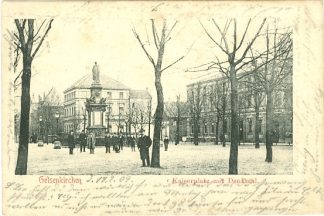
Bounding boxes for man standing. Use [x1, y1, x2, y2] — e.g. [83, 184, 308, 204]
[130, 136, 136, 152]
[79, 130, 87, 152]
[137, 129, 152, 167]
[105, 133, 111, 153]
[163, 136, 169, 151]
[87, 132, 96, 154]
[68, 130, 75, 155]
[119, 135, 124, 151]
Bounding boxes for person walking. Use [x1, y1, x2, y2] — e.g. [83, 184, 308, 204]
[79, 130, 87, 152]
[112, 133, 120, 153]
[105, 133, 111, 153]
[87, 132, 96, 154]
[68, 130, 75, 155]
[130, 135, 136, 152]
[119, 135, 124, 151]
[137, 129, 152, 167]
[163, 136, 169, 151]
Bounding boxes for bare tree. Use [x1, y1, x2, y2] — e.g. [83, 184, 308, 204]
[209, 79, 228, 146]
[133, 19, 185, 167]
[198, 18, 266, 174]
[254, 25, 292, 162]
[175, 95, 181, 145]
[188, 82, 204, 145]
[13, 19, 53, 175]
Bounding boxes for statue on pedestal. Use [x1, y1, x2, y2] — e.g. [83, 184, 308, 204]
[92, 62, 100, 83]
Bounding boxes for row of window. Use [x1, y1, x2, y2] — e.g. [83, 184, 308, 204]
[65, 92, 76, 102]
[65, 106, 77, 117]
[107, 92, 124, 100]
[65, 91, 126, 102]
[190, 118, 263, 134]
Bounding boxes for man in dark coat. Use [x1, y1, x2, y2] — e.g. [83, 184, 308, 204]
[130, 136, 136, 152]
[163, 136, 169, 151]
[119, 135, 124, 151]
[112, 133, 120, 153]
[68, 130, 75, 155]
[105, 133, 111, 153]
[137, 129, 152, 167]
[79, 130, 87, 152]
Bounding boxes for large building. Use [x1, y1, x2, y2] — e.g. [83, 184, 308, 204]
[186, 72, 293, 144]
[63, 66, 151, 136]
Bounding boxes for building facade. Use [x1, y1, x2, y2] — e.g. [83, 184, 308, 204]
[186, 72, 293, 144]
[63, 70, 151, 136]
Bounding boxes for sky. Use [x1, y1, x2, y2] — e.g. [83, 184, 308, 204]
[3, 1, 294, 104]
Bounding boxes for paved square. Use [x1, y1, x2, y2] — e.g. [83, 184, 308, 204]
[16, 142, 294, 175]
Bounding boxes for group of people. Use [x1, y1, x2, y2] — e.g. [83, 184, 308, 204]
[67, 130, 96, 155]
[66, 129, 154, 167]
[104, 133, 136, 153]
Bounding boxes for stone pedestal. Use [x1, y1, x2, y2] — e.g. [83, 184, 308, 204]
[85, 62, 107, 138]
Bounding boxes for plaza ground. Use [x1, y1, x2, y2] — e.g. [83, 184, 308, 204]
[13, 142, 294, 175]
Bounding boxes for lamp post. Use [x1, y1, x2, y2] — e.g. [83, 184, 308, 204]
[82, 107, 87, 132]
[39, 116, 43, 140]
[54, 111, 60, 135]
[106, 104, 111, 133]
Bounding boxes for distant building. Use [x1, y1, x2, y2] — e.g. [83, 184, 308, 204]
[163, 101, 190, 142]
[186, 72, 293, 144]
[63, 70, 151, 135]
[29, 88, 64, 142]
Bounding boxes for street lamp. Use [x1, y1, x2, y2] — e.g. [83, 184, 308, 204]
[106, 104, 111, 133]
[54, 111, 60, 135]
[39, 115, 43, 140]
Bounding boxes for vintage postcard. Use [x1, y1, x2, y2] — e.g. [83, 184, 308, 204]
[2, 0, 323, 215]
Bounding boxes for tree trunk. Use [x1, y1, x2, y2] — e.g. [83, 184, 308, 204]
[175, 107, 180, 145]
[215, 115, 220, 145]
[222, 82, 226, 147]
[254, 104, 260, 148]
[228, 67, 239, 175]
[151, 72, 163, 167]
[193, 117, 199, 145]
[15, 57, 32, 175]
[265, 90, 273, 162]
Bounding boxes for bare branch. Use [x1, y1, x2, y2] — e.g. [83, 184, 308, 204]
[14, 19, 25, 50]
[199, 20, 229, 54]
[236, 18, 251, 51]
[235, 18, 266, 66]
[33, 19, 46, 39]
[31, 19, 53, 59]
[151, 19, 159, 50]
[166, 20, 178, 39]
[132, 28, 155, 67]
[212, 19, 229, 53]
[161, 56, 184, 72]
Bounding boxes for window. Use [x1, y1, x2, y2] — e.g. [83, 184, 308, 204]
[119, 106, 124, 115]
[248, 118, 252, 133]
[191, 124, 194, 134]
[119, 92, 124, 99]
[107, 92, 112, 99]
[212, 123, 215, 133]
[204, 123, 208, 133]
[258, 119, 262, 134]
[247, 94, 252, 108]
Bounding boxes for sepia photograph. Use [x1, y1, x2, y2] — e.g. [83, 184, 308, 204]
[6, 3, 293, 176]
[2, 1, 323, 215]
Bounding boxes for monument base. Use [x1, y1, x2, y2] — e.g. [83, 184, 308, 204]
[87, 125, 106, 138]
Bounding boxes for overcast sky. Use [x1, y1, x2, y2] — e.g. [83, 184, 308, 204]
[3, 1, 294, 104]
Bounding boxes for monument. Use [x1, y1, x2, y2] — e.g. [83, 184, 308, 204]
[85, 62, 107, 137]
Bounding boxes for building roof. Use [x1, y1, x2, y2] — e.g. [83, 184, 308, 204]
[130, 89, 152, 99]
[64, 73, 130, 93]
